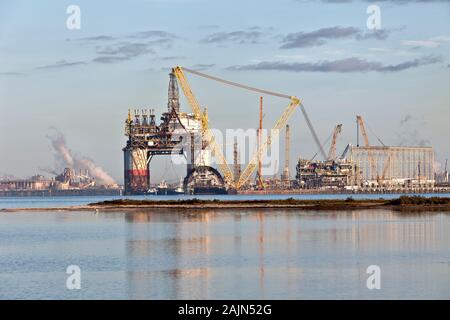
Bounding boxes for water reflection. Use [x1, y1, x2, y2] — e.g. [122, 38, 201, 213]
[120, 209, 449, 299]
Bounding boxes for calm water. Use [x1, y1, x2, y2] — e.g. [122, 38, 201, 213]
[0, 208, 449, 299]
[1, 193, 450, 209]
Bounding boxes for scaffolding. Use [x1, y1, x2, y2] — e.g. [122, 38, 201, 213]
[348, 146, 435, 187]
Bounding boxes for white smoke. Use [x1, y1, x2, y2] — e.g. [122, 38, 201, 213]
[74, 157, 116, 185]
[47, 129, 74, 167]
[396, 114, 430, 147]
[46, 128, 117, 185]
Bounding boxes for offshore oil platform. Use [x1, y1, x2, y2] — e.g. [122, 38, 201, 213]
[123, 68, 226, 195]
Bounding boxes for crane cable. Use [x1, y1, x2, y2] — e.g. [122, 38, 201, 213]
[183, 67, 327, 159]
[300, 104, 327, 160]
[182, 67, 292, 99]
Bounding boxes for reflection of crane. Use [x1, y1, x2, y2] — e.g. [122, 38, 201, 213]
[327, 124, 342, 161]
[173, 66, 300, 189]
[356, 115, 377, 180]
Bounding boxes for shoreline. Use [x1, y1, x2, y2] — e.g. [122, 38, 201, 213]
[2, 196, 450, 213]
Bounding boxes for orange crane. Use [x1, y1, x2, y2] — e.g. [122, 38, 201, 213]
[327, 124, 342, 161]
[356, 115, 377, 180]
[256, 96, 265, 189]
[172, 66, 300, 189]
[379, 154, 393, 186]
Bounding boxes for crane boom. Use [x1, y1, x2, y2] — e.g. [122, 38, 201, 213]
[173, 66, 301, 189]
[327, 124, 342, 161]
[173, 66, 235, 186]
[356, 115, 377, 180]
[237, 97, 300, 188]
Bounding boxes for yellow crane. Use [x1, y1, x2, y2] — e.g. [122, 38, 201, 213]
[172, 66, 300, 189]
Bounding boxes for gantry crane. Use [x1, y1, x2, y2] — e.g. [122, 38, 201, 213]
[172, 66, 301, 189]
[327, 124, 342, 161]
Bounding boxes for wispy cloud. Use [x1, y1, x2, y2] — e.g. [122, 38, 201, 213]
[0, 72, 25, 76]
[201, 29, 265, 45]
[402, 35, 450, 49]
[280, 26, 392, 49]
[228, 55, 442, 73]
[35, 60, 87, 70]
[191, 63, 215, 70]
[74, 30, 178, 64]
[75, 35, 115, 42]
[93, 42, 155, 63]
[158, 55, 185, 60]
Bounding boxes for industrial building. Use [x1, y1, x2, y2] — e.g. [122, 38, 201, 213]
[296, 159, 355, 190]
[0, 168, 121, 196]
[346, 145, 435, 188]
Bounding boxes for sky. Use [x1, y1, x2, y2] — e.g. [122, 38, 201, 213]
[0, 0, 449, 184]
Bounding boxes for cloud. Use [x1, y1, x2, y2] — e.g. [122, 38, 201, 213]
[191, 63, 215, 70]
[201, 30, 264, 45]
[75, 35, 115, 41]
[280, 26, 392, 49]
[130, 30, 177, 40]
[93, 42, 155, 63]
[402, 35, 450, 49]
[400, 114, 414, 125]
[158, 56, 185, 60]
[228, 55, 442, 73]
[402, 40, 440, 48]
[280, 27, 358, 48]
[35, 60, 87, 70]
[395, 114, 430, 147]
[75, 30, 178, 64]
[0, 72, 25, 76]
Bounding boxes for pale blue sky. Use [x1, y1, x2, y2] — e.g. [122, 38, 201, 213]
[1, 0, 449, 182]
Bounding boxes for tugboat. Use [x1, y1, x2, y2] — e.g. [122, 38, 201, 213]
[156, 179, 184, 195]
[171, 178, 185, 195]
[147, 187, 157, 195]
